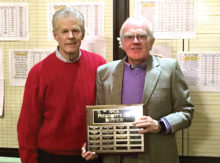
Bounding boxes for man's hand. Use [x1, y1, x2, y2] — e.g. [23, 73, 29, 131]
[81, 143, 98, 161]
[133, 116, 160, 134]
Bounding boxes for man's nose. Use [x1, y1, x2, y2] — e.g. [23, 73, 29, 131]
[68, 31, 74, 38]
[133, 36, 139, 42]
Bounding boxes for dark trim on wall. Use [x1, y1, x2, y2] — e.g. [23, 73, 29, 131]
[0, 148, 19, 157]
[179, 156, 220, 163]
[113, 0, 129, 60]
[0, 148, 220, 163]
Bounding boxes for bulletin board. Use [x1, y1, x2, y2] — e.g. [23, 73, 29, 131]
[1, 0, 220, 159]
[0, 0, 113, 149]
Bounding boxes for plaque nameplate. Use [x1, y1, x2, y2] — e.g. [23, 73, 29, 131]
[86, 104, 144, 153]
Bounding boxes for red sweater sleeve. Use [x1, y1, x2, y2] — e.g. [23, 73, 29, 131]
[17, 64, 42, 163]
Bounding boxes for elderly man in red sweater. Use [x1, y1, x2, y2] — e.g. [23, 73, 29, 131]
[17, 7, 106, 163]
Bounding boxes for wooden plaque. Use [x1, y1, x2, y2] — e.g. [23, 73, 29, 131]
[86, 104, 144, 153]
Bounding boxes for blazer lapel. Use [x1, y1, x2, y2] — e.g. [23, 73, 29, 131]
[142, 56, 161, 105]
[111, 60, 124, 104]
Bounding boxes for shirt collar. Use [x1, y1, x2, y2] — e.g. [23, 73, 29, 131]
[123, 56, 147, 70]
[55, 46, 81, 63]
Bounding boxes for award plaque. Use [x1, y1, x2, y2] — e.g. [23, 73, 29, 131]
[86, 104, 144, 153]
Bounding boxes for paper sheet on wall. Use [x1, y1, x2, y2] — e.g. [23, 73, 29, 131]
[0, 47, 3, 116]
[150, 45, 171, 58]
[47, 3, 106, 58]
[9, 49, 53, 86]
[135, 0, 195, 39]
[47, 2, 104, 40]
[0, 3, 29, 40]
[177, 52, 220, 92]
[80, 35, 106, 59]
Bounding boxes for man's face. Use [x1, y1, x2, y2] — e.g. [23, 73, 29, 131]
[121, 21, 154, 65]
[53, 17, 84, 58]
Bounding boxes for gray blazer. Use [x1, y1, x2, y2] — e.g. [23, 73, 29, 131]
[96, 55, 194, 163]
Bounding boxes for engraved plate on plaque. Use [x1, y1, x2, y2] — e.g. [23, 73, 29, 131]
[86, 104, 144, 153]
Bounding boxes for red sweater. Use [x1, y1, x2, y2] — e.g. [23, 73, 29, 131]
[17, 50, 106, 163]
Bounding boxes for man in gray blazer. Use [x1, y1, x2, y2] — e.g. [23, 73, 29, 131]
[82, 16, 194, 163]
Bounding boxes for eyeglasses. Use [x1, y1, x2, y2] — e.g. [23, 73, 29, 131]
[123, 33, 148, 42]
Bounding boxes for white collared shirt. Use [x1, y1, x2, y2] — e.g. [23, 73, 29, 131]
[55, 47, 81, 63]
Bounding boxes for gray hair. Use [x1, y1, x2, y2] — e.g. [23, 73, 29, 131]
[119, 16, 154, 39]
[52, 7, 85, 32]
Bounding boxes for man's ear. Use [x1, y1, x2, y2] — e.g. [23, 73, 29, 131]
[81, 30, 85, 40]
[150, 38, 155, 50]
[53, 31, 57, 41]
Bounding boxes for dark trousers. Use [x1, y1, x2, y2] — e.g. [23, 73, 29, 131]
[37, 149, 102, 163]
